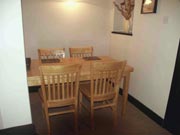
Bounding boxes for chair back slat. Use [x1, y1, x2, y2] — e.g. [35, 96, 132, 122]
[70, 74, 74, 98]
[61, 74, 65, 99]
[105, 73, 110, 93]
[52, 76, 56, 99]
[47, 76, 51, 100]
[90, 61, 126, 97]
[65, 76, 70, 98]
[57, 75, 60, 99]
[94, 78, 98, 95]
[69, 46, 93, 58]
[40, 64, 81, 102]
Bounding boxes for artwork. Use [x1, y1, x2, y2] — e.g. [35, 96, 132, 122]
[113, 0, 134, 20]
[141, 0, 158, 14]
[112, 0, 135, 35]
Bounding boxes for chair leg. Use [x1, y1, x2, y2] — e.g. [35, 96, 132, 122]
[74, 103, 78, 134]
[79, 92, 82, 113]
[90, 101, 94, 130]
[41, 103, 46, 119]
[44, 107, 51, 135]
[112, 105, 118, 128]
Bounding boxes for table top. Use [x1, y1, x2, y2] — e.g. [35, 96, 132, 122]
[27, 56, 134, 86]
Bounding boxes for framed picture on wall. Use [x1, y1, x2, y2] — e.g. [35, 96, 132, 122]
[141, 0, 158, 14]
[112, 0, 135, 35]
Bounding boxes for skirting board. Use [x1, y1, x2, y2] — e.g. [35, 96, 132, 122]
[29, 86, 40, 93]
[0, 124, 37, 135]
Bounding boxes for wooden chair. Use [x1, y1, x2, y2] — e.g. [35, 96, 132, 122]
[69, 46, 93, 58]
[39, 64, 82, 134]
[38, 48, 65, 61]
[79, 61, 126, 129]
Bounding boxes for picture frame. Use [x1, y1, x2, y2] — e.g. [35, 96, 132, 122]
[112, 0, 135, 35]
[141, 0, 158, 14]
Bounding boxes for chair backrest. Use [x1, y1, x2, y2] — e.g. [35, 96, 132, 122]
[38, 48, 65, 60]
[39, 64, 81, 103]
[69, 46, 93, 58]
[90, 61, 126, 99]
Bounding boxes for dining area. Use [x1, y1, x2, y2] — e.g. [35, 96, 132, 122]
[27, 46, 134, 134]
[1, 0, 178, 135]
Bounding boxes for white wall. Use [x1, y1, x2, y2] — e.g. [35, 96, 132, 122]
[22, 0, 112, 59]
[0, 0, 32, 129]
[110, 0, 180, 118]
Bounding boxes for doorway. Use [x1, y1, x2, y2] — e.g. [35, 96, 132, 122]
[164, 39, 180, 135]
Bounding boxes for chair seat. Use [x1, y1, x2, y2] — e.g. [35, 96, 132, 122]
[80, 83, 116, 102]
[39, 89, 75, 108]
[38, 88, 43, 101]
[47, 98, 75, 108]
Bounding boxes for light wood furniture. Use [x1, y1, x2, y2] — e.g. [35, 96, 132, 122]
[39, 64, 81, 134]
[69, 46, 93, 58]
[79, 61, 126, 129]
[38, 48, 65, 61]
[27, 56, 134, 117]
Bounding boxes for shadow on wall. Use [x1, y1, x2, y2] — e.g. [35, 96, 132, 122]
[22, 0, 111, 59]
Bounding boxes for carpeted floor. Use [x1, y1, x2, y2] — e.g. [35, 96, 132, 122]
[29, 92, 171, 135]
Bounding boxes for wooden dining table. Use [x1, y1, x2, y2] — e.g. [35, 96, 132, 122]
[27, 56, 134, 117]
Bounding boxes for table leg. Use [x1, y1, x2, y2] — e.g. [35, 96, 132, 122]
[121, 72, 130, 117]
